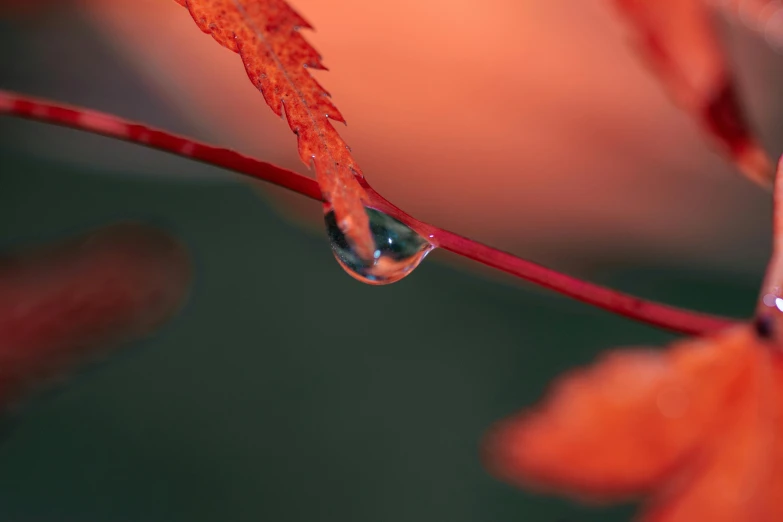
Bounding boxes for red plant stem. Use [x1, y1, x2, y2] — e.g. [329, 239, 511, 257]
[755, 157, 783, 340]
[0, 89, 736, 336]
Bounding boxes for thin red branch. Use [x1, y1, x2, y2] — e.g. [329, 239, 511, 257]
[755, 156, 783, 339]
[0, 89, 737, 336]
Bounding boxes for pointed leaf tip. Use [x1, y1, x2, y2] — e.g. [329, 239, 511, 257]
[174, 0, 375, 259]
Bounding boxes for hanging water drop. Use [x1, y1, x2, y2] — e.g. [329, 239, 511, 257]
[325, 207, 434, 285]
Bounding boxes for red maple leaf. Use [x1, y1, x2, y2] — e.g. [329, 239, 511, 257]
[611, 0, 773, 187]
[484, 324, 783, 521]
[482, 156, 783, 521]
[173, 0, 374, 259]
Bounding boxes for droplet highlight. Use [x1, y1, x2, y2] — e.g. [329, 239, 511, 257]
[325, 207, 434, 285]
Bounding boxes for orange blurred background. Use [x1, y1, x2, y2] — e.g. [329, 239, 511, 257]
[77, 0, 781, 275]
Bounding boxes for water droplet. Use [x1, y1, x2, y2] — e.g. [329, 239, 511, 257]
[325, 207, 434, 285]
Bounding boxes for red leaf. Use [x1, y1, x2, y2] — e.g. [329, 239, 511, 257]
[484, 325, 783, 521]
[173, 0, 374, 259]
[0, 223, 190, 409]
[611, 0, 773, 188]
[483, 154, 783, 521]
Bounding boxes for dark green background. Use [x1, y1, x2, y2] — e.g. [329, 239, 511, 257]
[0, 9, 766, 522]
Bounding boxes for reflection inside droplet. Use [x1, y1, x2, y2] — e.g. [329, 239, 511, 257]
[324, 207, 434, 285]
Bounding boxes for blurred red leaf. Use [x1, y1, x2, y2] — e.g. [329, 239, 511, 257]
[612, 0, 773, 188]
[0, 223, 190, 409]
[484, 325, 783, 521]
[173, 0, 373, 259]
